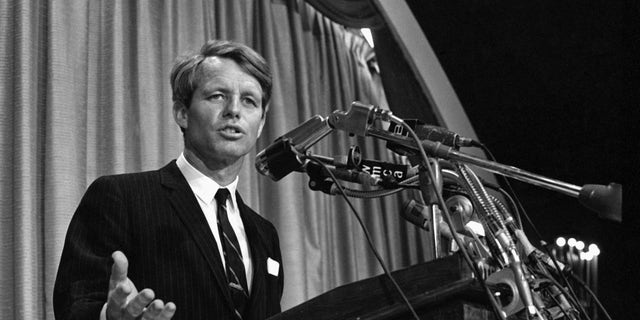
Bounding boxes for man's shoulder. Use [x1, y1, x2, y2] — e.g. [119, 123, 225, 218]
[94, 168, 158, 183]
[90, 161, 178, 187]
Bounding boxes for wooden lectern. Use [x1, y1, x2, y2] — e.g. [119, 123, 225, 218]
[269, 254, 496, 320]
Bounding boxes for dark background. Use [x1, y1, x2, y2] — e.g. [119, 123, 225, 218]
[376, 0, 639, 318]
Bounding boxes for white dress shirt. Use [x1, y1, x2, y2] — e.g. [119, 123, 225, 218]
[176, 153, 253, 292]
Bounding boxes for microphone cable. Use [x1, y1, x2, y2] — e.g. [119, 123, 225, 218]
[476, 141, 602, 320]
[305, 153, 422, 320]
[327, 186, 405, 198]
[319, 171, 422, 198]
[567, 271, 613, 320]
[395, 120, 507, 320]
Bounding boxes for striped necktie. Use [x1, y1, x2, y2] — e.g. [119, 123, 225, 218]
[215, 188, 249, 319]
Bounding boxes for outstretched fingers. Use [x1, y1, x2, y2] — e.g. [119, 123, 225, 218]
[107, 283, 132, 313]
[106, 251, 176, 319]
[141, 300, 177, 320]
[125, 288, 155, 317]
[158, 302, 177, 319]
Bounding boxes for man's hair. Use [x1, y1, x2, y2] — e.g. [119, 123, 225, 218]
[170, 40, 272, 112]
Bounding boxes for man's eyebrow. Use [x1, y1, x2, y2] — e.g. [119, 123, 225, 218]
[201, 81, 230, 92]
[241, 87, 261, 95]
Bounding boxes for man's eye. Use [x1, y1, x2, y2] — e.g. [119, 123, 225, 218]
[243, 97, 258, 106]
[209, 93, 225, 100]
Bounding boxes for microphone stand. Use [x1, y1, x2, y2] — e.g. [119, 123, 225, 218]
[455, 162, 541, 318]
[417, 159, 445, 259]
[366, 127, 622, 222]
[259, 103, 620, 319]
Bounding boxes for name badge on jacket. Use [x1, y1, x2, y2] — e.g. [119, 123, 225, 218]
[267, 257, 279, 277]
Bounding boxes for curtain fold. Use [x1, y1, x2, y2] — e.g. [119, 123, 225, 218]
[1, 1, 435, 318]
[1, 0, 49, 318]
[304, 0, 384, 28]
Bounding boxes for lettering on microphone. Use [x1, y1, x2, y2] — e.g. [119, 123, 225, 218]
[361, 163, 404, 179]
[392, 125, 405, 135]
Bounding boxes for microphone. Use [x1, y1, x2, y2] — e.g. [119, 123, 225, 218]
[327, 101, 400, 137]
[513, 229, 566, 273]
[493, 196, 568, 273]
[389, 120, 476, 148]
[401, 200, 489, 259]
[401, 200, 471, 241]
[256, 115, 332, 181]
[578, 183, 622, 222]
[416, 124, 476, 147]
[257, 101, 398, 181]
[305, 162, 381, 186]
[307, 149, 417, 183]
[401, 199, 431, 230]
[359, 159, 417, 182]
[382, 131, 458, 159]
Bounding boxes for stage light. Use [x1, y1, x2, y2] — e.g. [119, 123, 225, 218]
[579, 251, 595, 261]
[567, 238, 577, 247]
[556, 237, 566, 247]
[576, 241, 585, 250]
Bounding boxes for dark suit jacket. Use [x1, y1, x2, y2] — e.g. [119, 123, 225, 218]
[53, 161, 284, 320]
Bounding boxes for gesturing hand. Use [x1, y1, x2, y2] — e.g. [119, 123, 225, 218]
[106, 251, 176, 320]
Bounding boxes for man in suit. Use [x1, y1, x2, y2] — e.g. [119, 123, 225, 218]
[54, 40, 284, 320]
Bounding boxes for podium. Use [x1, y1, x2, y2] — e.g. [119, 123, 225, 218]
[269, 254, 496, 320]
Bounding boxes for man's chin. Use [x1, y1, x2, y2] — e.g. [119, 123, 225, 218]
[185, 145, 247, 164]
[207, 146, 252, 162]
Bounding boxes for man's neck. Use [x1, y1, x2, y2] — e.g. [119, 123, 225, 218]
[182, 149, 243, 186]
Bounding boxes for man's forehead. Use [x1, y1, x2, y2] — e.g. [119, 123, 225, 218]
[196, 56, 261, 89]
[200, 56, 229, 71]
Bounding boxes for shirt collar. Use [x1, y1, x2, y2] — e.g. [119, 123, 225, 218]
[176, 153, 239, 206]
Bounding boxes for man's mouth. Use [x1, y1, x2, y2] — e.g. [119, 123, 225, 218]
[221, 127, 241, 134]
[218, 124, 245, 136]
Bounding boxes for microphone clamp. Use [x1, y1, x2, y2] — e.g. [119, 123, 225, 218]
[328, 101, 397, 137]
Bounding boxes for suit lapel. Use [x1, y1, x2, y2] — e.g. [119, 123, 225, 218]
[236, 193, 267, 312]
[159, 161, 235, 310]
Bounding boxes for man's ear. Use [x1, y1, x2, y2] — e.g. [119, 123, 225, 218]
[257, 116, 266, 138]
[173, 102, 188, 131]
[257, 103, 269, 138]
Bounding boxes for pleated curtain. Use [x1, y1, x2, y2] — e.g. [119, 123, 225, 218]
[0, 1, 435, 318]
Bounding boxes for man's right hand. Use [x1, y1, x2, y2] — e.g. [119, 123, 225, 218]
[105, 251, 176, 320]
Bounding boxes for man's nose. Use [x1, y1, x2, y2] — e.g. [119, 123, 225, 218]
[223, 95, 241, 117]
